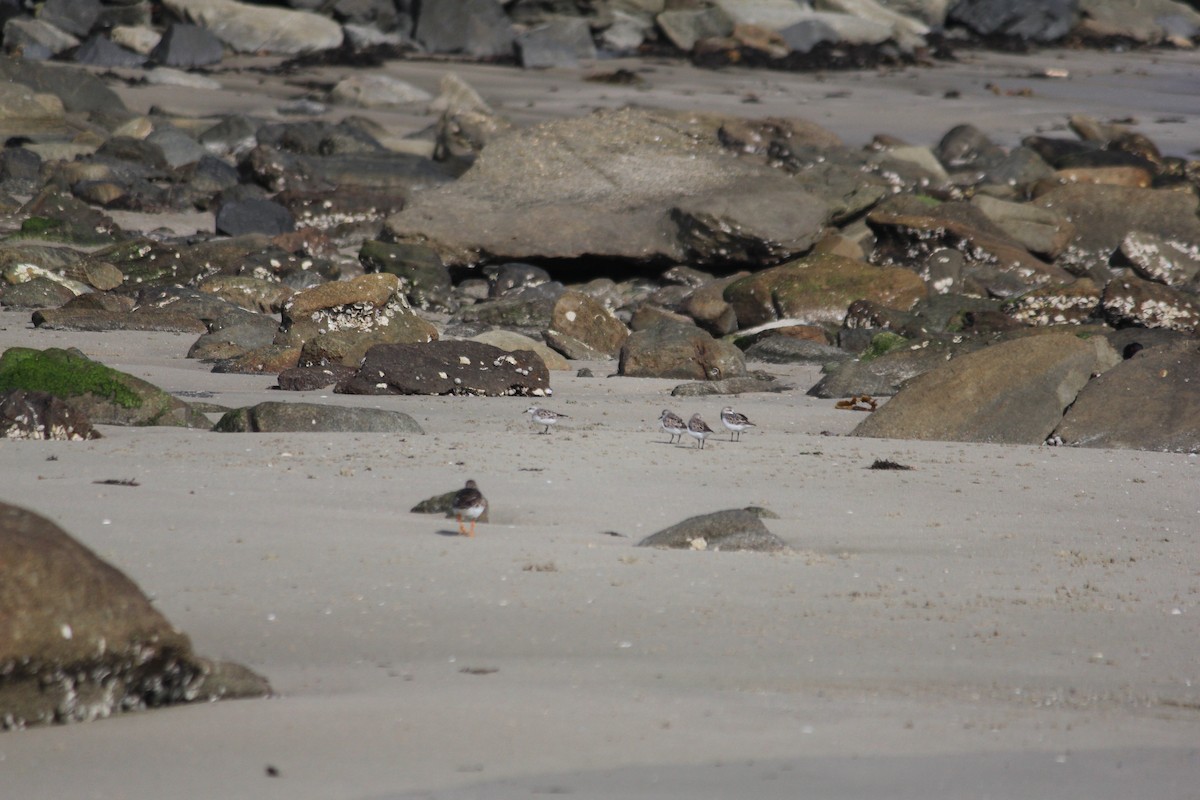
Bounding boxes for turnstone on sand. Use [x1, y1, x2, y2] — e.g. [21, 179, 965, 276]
[686, 413, 714, 449]
[451, 479, 487, 537]
[659, 409, 686, 444]
[719, 406, 756, 441]
[525, 405, 567, 434]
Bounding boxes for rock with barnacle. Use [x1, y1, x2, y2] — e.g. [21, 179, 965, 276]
[337, 340, 551, 397]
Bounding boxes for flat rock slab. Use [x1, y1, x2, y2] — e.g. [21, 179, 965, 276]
[852, 332, 1121, 444]
[384, 108, 831, 267]
[637, 508, 787, 553]
[212, 401, 424, 434]
[337, 340, 551, 397]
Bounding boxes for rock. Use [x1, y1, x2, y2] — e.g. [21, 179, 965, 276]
[670, 373, 792, 397]
[3, 18, 80, 58]
[0, 389, 98, 440]
[0, 347, 210, 428]
[213, 401, 423, 433]
[161, 0, 343, 54]
[744, 336, 851, 365]
[37, 0, 102, 37]
[214, 197, 295, 237]
[681, 273, 746, 335]
[298, 316, 440, 368]
[1004, 279, 1102, 326]
[599, 10, 655, 52]
[457, 283, 564, 332]
[0, 502, 270, 729]
[358, 240, 453, 312]
[1118, 231, 1200, 288]
[517, 17, 597, 68]
[969, 194, 1074, 260]
[638, 508, 787, 553]
[0, 57, 127, 115]
[656, 7, 734, 51]
[724, 253, 927, 329]
[328, 74, 432, 108]
[0, 82, 65, 140]
[16, 189, 122, 246]
[384, 109, 832, 268]
[470, 330, 571, 371]
[210, 344, 302, 375]
[1051, 345, 1200, 453]
[281, 273, 430, 339]
[413, 0, 515, 58]
[73, 35, 148, 68]
[1075, 0, 1200, 44]
[947, 0, 1079, 42]
[1, 277, 75, 309]
[187, 316, 279, 362]
[31, 308, 209, 334]
[150, 23, 224, 68]
[198, 275, 295, 314]
[1033, 183, 1200, 280]
[337, 340, 551, 397]
[618, 322, 747, 380]
[852, 333, 1120, 444]
[807, 336, 976, 398]
[548, 290, 629, 358]
[275, 363, 357, 391]
[1100, 272, 1200, 333]
[780, 13, 893, 52]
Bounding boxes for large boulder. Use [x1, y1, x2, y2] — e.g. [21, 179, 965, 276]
[638, 508, 787, 553]
[1051, 345, 1200, 453]
[724, 253, 927, 329]
[337, 340, 551, 397]
[0, 389, 98, 440]
[0, 502, 269, 728]
[0, 347, 210, 428]
[384, 108, 832, 267]
[160, 0, 343, 54]
[852, 333, 1120, 444]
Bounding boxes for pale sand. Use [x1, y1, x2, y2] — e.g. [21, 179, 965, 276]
[3, 48, 1200, 798]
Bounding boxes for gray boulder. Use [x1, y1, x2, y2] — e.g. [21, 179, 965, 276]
[852, 333, 1120, 444]
[0, 502, 269, 729]
[948, 0, 1079, 42]
[384, 109, 832, 268]
[517, 18, 597, 68]
[1076, 0, 1200, 44]
[1052, 345, 1200, 453]
[151, 23, 224, 68]
[337, 340, 551, 397]
[213, 401, 424, 433]
[161, 0, 343, 54]
[638, 508, 787, 553]
[414, 0, 515, 57]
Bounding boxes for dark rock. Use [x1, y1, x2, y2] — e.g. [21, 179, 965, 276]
[0, 389, 97, 440]
[744, 336, 852, 365]
[724, 253, 927, 329]
[73, 35, 147, 68]
[337, 340, 551, 397]
[807, 336, 981, 398]
[936, 123, 1007, 171]
[1004, 278, 1102, 326]
[489, 263, 552, 298]
[618, 322, 747, 381]
[1118, 231, 1200, 288]
[276, 363, 357, 391]
[358, 240, 452, 311]
[414, 0, 515, 57]
[31, 308, 209, 334]
[517, 18, 596, 68]
[37, 0, 101, 37]
[457, 283, 564, 332]
[852, 333, 1120, 444]
[240, 147, 455, 195]
[1, 277, 75, 310]
[637, 508, 787, 553]
[947, 0, 1079, 42]
[276, 188, 405, 243]
[1101, 272, 1200, 333]
[197, 275, 295, 315]
[188, 317, 280, 362]
[670, 374, 792, 397]
[0, 502, 269, 729]
[215, 197, 296, 237]
[0, 347, 210, 428]
[213, 401, 423, 433]
[147, 128, 207, 169]
[0, 57, 127, 115]
[16, 189, 122, 246]
[1052, 345, 1200, 453]
[0, 147, 43, 195]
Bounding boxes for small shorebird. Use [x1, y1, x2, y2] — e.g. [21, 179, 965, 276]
[659, 409, 686, 444]
[719, 406, 756, 442]
[525, 406, 567, 434]
[686, 413, 714, 449]
[451, 479, 487, 537]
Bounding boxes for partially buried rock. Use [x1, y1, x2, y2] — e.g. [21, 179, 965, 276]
[0, 347, 210, 427]
[0, 502, 270, 729]
[276, 364, 357, 391]
[852, 333, 1120, 445]
[638, 508, 787, 553]
[338, 340, 551, 397]
[213, 401, 423, 433]
[0, 389, 98, 440]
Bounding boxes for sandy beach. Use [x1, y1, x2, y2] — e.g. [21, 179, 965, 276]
[2, 47, 1199, 798]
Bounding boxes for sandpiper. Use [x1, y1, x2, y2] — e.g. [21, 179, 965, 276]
[451, 479, 487, 537]
[719, 406, 756, 442]
[659, 409, 686, 444]
[525, 406, 567, 434]
[686, 413, 714, 449]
